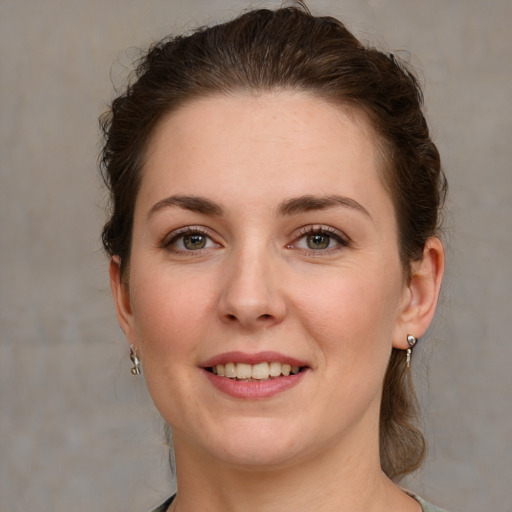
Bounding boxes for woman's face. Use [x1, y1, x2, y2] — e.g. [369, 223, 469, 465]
[112, 92, 419, 469]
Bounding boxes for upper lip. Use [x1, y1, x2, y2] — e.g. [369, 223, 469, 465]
[201, 351, 308, 368]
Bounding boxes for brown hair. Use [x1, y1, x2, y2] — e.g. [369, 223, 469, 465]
[100, 6, 446, 481]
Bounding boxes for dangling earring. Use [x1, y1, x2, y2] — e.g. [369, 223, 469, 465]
[130, 345, 142, 375]
[406, 334, 417, 368]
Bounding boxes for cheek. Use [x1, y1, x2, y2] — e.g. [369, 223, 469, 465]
[293, 269, 402, 365]
[130, 271, 214, 362]
[129, 273, 213, 422]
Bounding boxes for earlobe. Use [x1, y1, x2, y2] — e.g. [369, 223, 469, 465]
[393, 237, 445, 349]
[109, 256, 135, 342]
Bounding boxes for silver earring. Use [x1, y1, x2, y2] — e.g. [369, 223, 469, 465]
[130, 345, 142, 375]
[406, 334, 417, 368]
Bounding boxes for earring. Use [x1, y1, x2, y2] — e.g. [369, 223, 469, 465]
[130, 345, 142, 375]
[406, 334, 417, 368]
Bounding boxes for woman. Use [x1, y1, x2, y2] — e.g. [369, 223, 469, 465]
[100, 6, 446, 512]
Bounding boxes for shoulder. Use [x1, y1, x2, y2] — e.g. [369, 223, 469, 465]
[406, 491, 449, 512]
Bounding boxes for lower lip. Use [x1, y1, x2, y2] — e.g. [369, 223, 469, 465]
[203, 369, 307, 399]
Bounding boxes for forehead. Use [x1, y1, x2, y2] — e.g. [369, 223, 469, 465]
[138, 91, 391, 218]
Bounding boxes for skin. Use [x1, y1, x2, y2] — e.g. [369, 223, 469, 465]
[110, 91, 444, 512]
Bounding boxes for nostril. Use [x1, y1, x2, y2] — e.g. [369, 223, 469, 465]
[259, 314, 272, 320]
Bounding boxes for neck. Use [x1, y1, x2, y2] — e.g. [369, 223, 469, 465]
[170, 430, 406, 512]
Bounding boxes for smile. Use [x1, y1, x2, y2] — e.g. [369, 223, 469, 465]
[207, 362, 304, 380]
[201, 351, 309, 398]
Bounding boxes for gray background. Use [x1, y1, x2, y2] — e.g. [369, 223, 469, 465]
[1, 0, 511, 510]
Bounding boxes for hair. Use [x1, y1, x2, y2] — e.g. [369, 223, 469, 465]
[100, 6, 446, 481]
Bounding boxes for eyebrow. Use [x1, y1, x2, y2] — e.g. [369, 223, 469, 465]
[148, 195, 224, 218]
[277, 194, 372, 219]
[147, 193, 371, 220]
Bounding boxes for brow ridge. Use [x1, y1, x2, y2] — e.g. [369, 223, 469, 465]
[148, 193, 370, 219]
[277, 194, 371, 217]
[148, 194, 224, 218]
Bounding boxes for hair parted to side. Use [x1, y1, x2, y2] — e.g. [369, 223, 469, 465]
[100, 6, 446, 481]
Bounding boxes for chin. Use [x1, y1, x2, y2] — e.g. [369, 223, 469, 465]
[180, 416, 309, 470]
[215, 442, 305, 471]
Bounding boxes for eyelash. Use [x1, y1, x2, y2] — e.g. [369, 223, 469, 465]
[288, 225, 350, 255]
[161, 225, 350, 256]
[161, 226, 219, 255]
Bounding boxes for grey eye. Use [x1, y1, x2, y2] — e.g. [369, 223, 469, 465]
[168, 230, 218, 251]
[183, 234, 208, 250]
[290, 227, 348, 253]
[306, 233, 331, 250]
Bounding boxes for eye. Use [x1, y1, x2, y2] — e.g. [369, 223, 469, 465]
[288, 226, 349, 253]
[178, 233, 212, 250]
[303, 233, 334, 250]
[163, 227, 219, 252]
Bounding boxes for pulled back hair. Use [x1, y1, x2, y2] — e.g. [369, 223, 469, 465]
[100, 6, 446, 481]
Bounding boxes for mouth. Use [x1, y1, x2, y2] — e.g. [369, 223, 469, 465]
[205, 361, 306, 381]
[201, 351, 309, 398]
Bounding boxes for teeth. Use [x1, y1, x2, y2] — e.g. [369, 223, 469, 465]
[269, 361, 281, 377]
[236, 363, 252, 379]
[224, 362, 237, 378]
[251, 362, 269, 380]
[212, 362, 302, 380]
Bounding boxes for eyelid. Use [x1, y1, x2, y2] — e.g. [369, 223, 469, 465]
[159, 224, 350, 255]
[160, 225, 221, 252]
[287, 224, 351, 252]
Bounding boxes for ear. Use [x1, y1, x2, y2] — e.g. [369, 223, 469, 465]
[109, 256, 136, 345]
[392, 237, 445, 349]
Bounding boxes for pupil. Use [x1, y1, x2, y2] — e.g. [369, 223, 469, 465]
[184, 234, 206, 250]
[307, 234, 329, 250]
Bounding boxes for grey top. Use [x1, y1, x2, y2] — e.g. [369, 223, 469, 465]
[150, 496, 174, 512]
[149, 492, 448, 512]
[407, 492, 448, 512]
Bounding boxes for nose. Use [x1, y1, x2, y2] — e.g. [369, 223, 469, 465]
[217, 246, 287, 329]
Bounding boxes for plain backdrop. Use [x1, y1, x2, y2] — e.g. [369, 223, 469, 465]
[1, 1, 511, 510]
